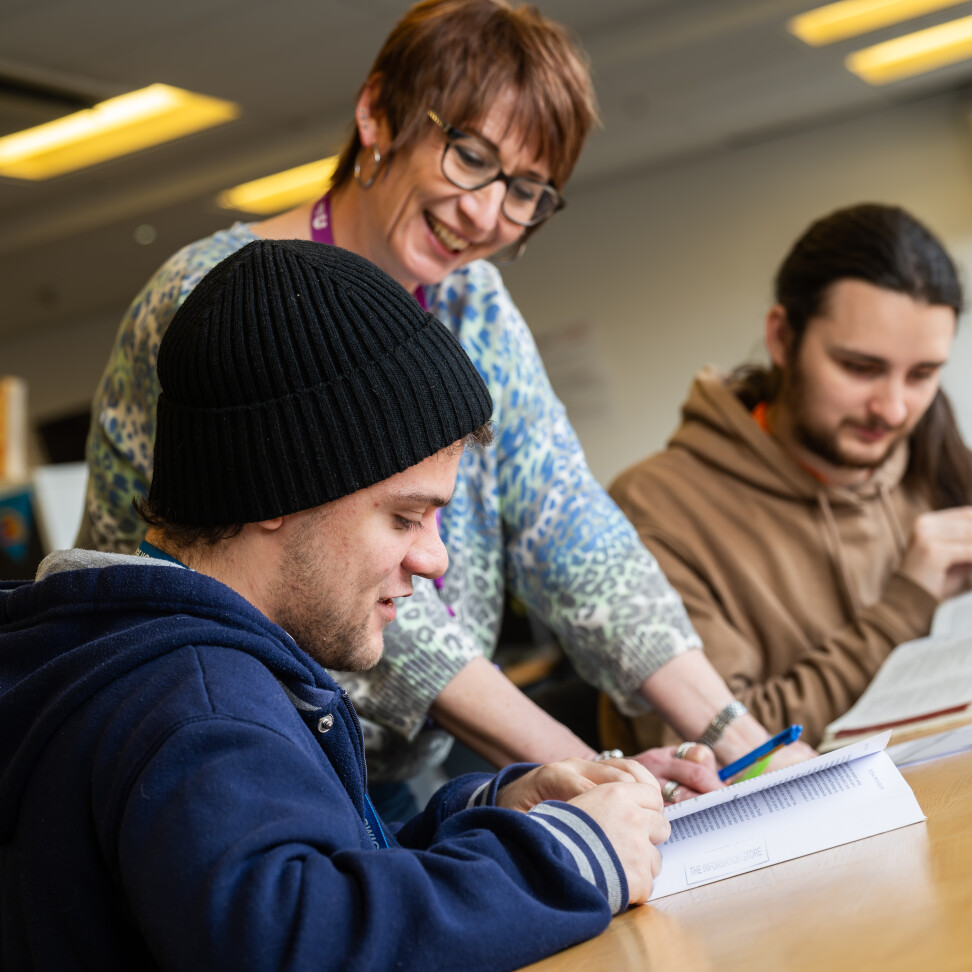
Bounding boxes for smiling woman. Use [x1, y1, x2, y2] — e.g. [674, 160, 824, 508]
[80, 0, 780, 821]
[328, 85, 555, 291]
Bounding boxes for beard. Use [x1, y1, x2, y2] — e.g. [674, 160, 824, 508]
[268, 510, 382, 672]
[791, 415, 902, 470]
[781, 364, 907, 472]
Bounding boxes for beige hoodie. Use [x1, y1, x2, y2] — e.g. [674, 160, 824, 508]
[607, 367, 938, 749]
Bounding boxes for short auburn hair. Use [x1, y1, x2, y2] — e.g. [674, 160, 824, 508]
[331, 0, 598, 192]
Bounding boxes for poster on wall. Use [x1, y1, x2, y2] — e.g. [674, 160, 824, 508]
[0, 482, 43, 580]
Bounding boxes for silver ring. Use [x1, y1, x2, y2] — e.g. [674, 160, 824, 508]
[592, 749, 624, 762]
[674, 741, 697, 760]
[662, 780, 681, 803]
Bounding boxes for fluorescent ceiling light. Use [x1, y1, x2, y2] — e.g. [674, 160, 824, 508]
[216, 157, 339, 216]
[846, 12, 972, 82]
[789, 0, 967, 46]
[0, 83, 239, 180]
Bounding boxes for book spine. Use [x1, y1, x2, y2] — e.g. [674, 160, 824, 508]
[833, 703, 971, 739]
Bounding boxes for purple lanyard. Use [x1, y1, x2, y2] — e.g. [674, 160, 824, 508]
[310, 193, 427, 310]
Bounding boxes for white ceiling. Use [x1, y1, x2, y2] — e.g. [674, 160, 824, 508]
[3, 0, 972, 341]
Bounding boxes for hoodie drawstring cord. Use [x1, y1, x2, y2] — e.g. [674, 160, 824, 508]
[876, 481, 908, 555]
[815, 482, 908, 619]
[815, 490, 862, 617]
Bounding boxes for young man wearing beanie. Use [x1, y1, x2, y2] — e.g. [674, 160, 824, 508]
[0, 241, 670, 972]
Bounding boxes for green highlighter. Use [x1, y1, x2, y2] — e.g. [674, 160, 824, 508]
[736, 754, 774, 781]
[718, 724, 803, 782]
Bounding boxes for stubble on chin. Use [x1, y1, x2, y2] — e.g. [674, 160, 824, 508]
[794, 422, 888, 471]
[291, 619, 383, 673]
[268, 515, 383, 672]
[792, 413, 906, 472]
[784, 365, 902, 473]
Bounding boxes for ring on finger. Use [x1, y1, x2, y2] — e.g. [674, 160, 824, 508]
[592, 749, 624, 762]
[674, 741, 698, 760]
[662, 780, 681, 803]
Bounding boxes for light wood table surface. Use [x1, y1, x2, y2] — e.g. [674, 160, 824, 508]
[522, 750, 972, 972]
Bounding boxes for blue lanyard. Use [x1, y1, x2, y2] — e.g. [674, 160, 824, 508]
[135, 540, 188, 568]
[363, 794, 389, 849]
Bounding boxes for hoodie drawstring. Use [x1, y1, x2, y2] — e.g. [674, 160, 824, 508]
[815, 483, 909, 619]
[877, 482, 908, 555]
[815, 490, 862, 617]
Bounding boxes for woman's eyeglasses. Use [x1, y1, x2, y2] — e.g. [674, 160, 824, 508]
[427, 109, 564, 227]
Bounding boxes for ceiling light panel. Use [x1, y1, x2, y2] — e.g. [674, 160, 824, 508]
[789, 0, 968, 46]
[846, 12, 972, 82]
[216, 157, 339, 216]
[0, 84, 239, 180]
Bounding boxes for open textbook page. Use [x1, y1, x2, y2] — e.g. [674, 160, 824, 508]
[929, 588, 972, 637]
[649, 732, 924, 900]
[819, 628, 972, 751]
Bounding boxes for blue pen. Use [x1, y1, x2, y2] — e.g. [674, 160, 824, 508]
[717, 724, 803, 782]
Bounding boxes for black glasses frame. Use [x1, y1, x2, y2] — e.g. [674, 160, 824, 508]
[426, 109, 564, 227]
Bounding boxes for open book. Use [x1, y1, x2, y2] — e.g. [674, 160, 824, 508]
[818, 590, 972, 753]
[649, 732, 924, 900]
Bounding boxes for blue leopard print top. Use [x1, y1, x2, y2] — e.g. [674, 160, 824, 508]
[82, 223, 701, 781]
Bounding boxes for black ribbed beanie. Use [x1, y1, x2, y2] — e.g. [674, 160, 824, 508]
[149, 239, 493, 525]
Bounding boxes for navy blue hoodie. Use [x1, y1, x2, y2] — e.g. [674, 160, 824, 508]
[0, 551, 625, 971]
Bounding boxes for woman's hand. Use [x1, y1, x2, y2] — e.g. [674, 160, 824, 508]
[632, 743, 723, 803]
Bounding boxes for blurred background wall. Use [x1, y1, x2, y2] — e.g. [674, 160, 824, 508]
[3, 0, 972, 486]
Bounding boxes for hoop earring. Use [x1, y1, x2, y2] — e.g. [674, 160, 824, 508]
[354, 145, 382, 189]
[490, 235, 528, 266]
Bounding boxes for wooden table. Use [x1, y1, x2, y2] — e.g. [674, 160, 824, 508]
[522, 750, 972, 972]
